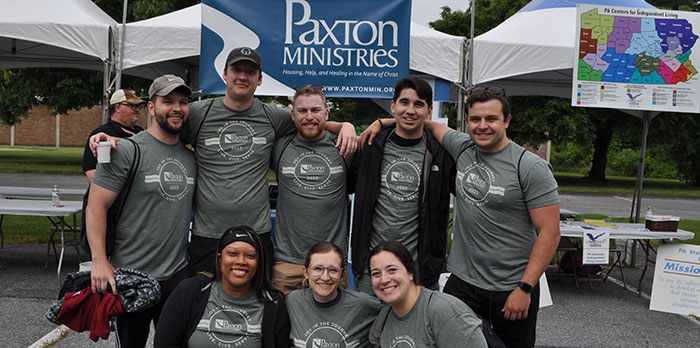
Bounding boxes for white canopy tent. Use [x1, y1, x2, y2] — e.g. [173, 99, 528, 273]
[0, 0, 118, 122]
[121, 4, 466, 94]
[470, 0, 672, 222]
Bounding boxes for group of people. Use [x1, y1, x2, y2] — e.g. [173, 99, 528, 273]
[81, 45, 560, 348]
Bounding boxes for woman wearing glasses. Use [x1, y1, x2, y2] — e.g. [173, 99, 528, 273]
[154, 226, 290, 348]
[286, 242, 382, 348]
[368, 240, 488, 348]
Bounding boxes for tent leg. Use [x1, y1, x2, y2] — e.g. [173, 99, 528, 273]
[633, 112, 652, 223]
[102, 61, 110, 124]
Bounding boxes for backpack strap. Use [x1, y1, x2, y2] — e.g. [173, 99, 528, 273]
[516, 148, 527, 195]
[192, 98, 216, 149]
[113, 138, 140, 222]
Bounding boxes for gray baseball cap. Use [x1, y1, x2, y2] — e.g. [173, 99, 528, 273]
[226, 47, 262, 69]
[148, 74, 192, 100]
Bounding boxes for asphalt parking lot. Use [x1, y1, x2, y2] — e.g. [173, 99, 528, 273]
[2, 242, 699, 348]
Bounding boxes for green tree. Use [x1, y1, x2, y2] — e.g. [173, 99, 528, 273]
[429, 0, 530, 37]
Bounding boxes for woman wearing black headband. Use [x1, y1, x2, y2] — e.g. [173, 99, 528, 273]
[155, 226, 290, 348]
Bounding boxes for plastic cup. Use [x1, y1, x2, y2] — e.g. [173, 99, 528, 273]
[97, 141, 112, 163]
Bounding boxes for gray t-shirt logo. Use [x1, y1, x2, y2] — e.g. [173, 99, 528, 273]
[389, 335, 416, 348]
[281, 151, 343, 191]
[456, 163, 505, 206]
[204, 120, 266, 161]
[144, 157, 195, 202]
[302, 323, 349, 348]
[381, 158, 421, 201]
[200, 306, 259, 346]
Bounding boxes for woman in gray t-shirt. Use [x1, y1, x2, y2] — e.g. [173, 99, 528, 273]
[287, 242, 383, 348]
[368, 241, 488, 348]
[154, 226, 290, 348]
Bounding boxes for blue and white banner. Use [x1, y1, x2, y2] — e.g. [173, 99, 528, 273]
[200, 0, 411, 98]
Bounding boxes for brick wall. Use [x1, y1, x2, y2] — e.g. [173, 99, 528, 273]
[0, 105, 148, 147]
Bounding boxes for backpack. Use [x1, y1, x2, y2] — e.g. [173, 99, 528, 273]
[80, 139, 140, 257]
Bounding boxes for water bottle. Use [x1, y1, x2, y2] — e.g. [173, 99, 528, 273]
[645, 206, 653, 216]
[52, 185, 61, 207]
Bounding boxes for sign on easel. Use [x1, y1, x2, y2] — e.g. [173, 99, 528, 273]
[650, 244, 700, 316]
[582, 230, 610, 265]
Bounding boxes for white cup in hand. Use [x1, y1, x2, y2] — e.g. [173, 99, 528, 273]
[96, 141, 112, 163]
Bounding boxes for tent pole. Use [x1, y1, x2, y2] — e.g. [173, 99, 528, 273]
[462, 0, 475, 133]
[116, 0, 128, 89]
[457, 39, 466, 131]
[634, 111, 652, 223]
[102, 61, 110, 124]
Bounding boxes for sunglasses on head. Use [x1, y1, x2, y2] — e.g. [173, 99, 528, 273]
[468, 86, 506, 97]
[293, 84, 323, 93]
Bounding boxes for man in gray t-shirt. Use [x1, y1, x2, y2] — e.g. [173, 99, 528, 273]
[350, 77, 455, 295]
[425, 87, 560, 348]
[86, 75, 196, 348]
[270, 85, 351, 295]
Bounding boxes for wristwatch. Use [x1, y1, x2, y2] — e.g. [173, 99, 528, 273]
[517, 281, 534, 294]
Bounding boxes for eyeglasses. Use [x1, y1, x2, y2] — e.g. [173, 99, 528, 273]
[308, 264, 343, 279]
[468, 86, 506, 97]
[293, 84, 324, 93]
[120, 103, 145, 111]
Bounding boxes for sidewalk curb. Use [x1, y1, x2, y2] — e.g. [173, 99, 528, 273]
[28, 325, 70, 348]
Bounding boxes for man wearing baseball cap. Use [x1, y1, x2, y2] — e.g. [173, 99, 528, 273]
[181, 46, 358, 276]
[86, 74, 197, 348]
[82, 89, 146, 184]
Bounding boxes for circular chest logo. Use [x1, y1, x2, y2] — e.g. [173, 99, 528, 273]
[458, 163, 494, 203]
[208, 308, 250, 345]
[293, 153, 332, 188]
[157, 159, 189, 199]
[218, 121, 255, 160]
[389, 335, 416, 348]
[305, 326, 346, 348]
[383, 159, 420, 201]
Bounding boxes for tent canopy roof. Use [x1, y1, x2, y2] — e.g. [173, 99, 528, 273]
[0, 0, 116, 70]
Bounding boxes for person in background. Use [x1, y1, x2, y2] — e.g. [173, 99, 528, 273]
[286, 242, 381, 348]
[82, 89, 145, 184]
[154, 226, 290, 348]
[368, 240, 487, 348]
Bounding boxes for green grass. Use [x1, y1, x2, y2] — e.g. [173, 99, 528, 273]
[0, 145, 83, 173]
[1, 212, 82, 244]
[555, 172, 700, 199]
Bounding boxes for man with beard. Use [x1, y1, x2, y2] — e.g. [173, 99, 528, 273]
[269, 85, 351, 295]
[86, 75, 197, 348]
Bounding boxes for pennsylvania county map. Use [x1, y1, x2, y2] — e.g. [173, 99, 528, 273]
[577, 9, 699, 85]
